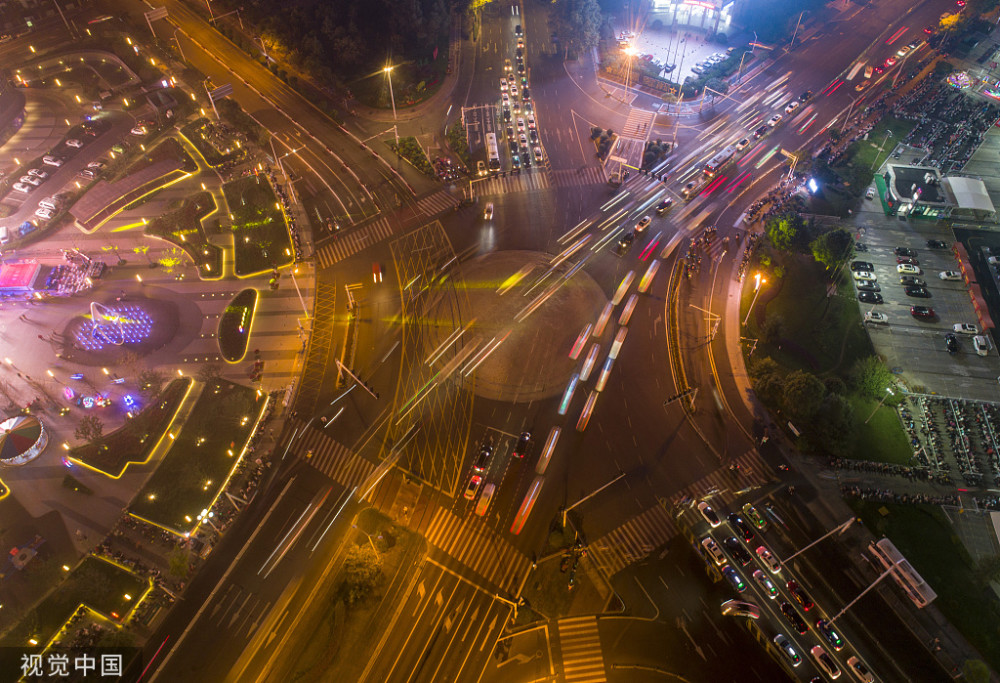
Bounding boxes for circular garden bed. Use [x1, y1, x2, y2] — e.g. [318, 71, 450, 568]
[219, 288, 257, 362]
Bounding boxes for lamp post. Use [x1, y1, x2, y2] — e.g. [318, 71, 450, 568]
[872, 130, 893, 170]
[864, 387, 894, 424]
[622, 46, 638, 103]
[743, 272, 766, 326]
[737, 32, 757, 84]
[173, 30, 186, 62]
[383, 65, 399, 147]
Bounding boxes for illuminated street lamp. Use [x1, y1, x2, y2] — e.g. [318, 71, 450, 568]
[622, 45, 639, 101]
[743, 272, 766, 326]
[383, 65, 399, 147]
[864, 387, 895, 424]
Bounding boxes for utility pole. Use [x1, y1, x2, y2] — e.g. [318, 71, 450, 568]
[561, 471, 627, 527]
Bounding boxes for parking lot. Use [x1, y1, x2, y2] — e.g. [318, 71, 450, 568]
[855, 221, 1000, 401]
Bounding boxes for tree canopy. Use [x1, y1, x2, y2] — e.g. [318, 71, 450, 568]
[810, 228, 853, 270]
[550, 0, 603, 56]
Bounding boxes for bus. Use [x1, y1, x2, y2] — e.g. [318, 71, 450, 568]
[510, 475, 544, 535]
[704, 145, 736, 177]
[868, 538, 937, 608]
[486, 133, 501, 172]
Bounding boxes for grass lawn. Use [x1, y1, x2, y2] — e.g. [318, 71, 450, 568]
[846, 394, 914, 464]
[69, 379, 192, 478]
[840, 116, 915, 174]
[219, 289, 258, 362]
[145, 192, 224, 279]
[222, 175, 294, 277]
[129, 381, 267, 533]
[180, 118, 239, 167]
[849, 500, 1000, 672]
[2, 556, 150, 647]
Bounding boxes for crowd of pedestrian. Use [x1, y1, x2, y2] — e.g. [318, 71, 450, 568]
[826, 457, 953, 485]
[904, 396, 1000, 487]
[840, 485, 959, 506]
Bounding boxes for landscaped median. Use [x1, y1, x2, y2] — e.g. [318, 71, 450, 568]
[219, 288, 258, 363]
[144, 192, 224, 279]
[128, 380, 269, 535]
[222, 175, 294, 277]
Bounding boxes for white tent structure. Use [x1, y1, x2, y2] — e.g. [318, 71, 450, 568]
[942, 176, 997, 221]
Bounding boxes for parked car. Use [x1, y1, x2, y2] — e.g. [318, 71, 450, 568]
[65, 138, 84, 148]
[12, 182, 31, 193]
[954, 323, 979, 335]
[856, 281, 880, 292]
[945, 333, 960, 354]
[34, 208, 54, 220]
[27, 168, 48, 179]
[904, 285, 931, 298]
[897, 264, 921, 274]
[858, 291, 883, 304]
[927, 239, 949, 249]
[698, 501, 721, 527]
[850, 261, 874, 272]
[846, 656, 875, 683]
[899, 276, 926, 286]
[865, 311, 889, 324]
[811, 645, 842, 679]
[894, 246, 917, 257]
[896, 256, 918, 265]
[911, 305, 935, 319]
[974, 335, 991, 356]
[939, 271, 961, 281]
[852, 270, 876, 281]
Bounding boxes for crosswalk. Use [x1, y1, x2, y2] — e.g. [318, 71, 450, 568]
[550, 167, 608, 187]
[590, 448, 772, 577]
[424, 506, 532, 594]
[288, 421, 376, 489]
[621, 108, 656, 138]
[314, 217, 393, 268]
[414, 189, 460, 215]
[472, 170, 551, 196]
[557, 616, 607, 683]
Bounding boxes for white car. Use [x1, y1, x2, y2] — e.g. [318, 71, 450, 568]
[87, 160, 106, 170]
[852, 270, 876, 281]
[19, 176, 40, 186]
[866, 187, 876, 199]
[697, 501, 721, 528]
[517, 117, 525, 131]
[501, 92, 510, 105]
[897, 264, 921, 274]
[846, 656, 875, 683]
[519, 133, 528, 147]
[34, 207, 54, 220]
[701, 537, 726, 565]
[42, 155, 64, 167]
[755, 545, 781, 573]
[65, 138, 84, 148]
[939, 270, 961, 281]
[635, 216, 652, 233]
[735, 137, 751, 152]
[954, 323, 979, 335]
[767, 114, 783, 127]
[896, 45, 912, 58]
[533, 147, 543, 163]
[974, 335, 991, 356]
[811, 646, 842, 679]
[865, 311, 889, 324]
[484, 202, 494, 221]
[527, 116, 536, 129]
[12, 182, 32, 193]
[27, 168, 48, 179]
[784, 101, 800, 115]
[500, 78, 508, 91]
[130, 126, 148, 136]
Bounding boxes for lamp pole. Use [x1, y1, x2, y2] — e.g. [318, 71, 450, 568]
[384, 65, 399, 147]
[743, 273, 766, 326]
[737, 32, 758, 84]
[173, 30, 186, 62]
[864, 387, 894, 424]
[872, 130, 893, 170]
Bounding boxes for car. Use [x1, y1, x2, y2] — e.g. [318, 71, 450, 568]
[518, 133, 528, 147]
[473, 440, 493, 472]
[504, 59, 512, 72]
[858, 291, 883, 304]
[816, 618, 845, 651]
[800, 90, 813, 102]
[19, 176, 40, 186]
[681, 181, 698, 199]
[42, 155, 64, 167]
[464, 474, 482, 500]
[894, 246, 917, 257]
[774, 634, 802, 667]
[720, 599, 759, 618]
[911, 305, 935, 319]
[850, 261, 874, 272]
[735, 137, 751, 152]
[864, 65, 874, 79]
[517, 63, 525, 74]
[516, 117, 526, 131]
[635, 216, 652, 233]
[691, 65, 705, 75]
[786, 580, 813, 610]
[780, 602, 808, 634]
[723, 536, 753, 565]
[372, 262, 383, 283]
[77, 169, 96, 179]
[899, 276, 925, 286]
[27, 168, 48, 179]
[655, 198, 674, 215]
[514, 23, 522, 36]
[527, 115, 536, 129]
[856, 281, 880, 292]
[12, 183, 31, 193]
[65, 138, 84, 148]
[852, 270, 876, 281]
[484, 203, 494, 221]
[522, 87, 531, 100]
[954, 323, 979, 335]
[927, 239, 948, 249]
[698, 501, 721, 527]
[885, 56, 897, 67]
[130, 126, 147, 136]
[756, 545, 781, 573]
[896, 256, 918, 265]
[727, 513, 755, 543]
[702, 537, 727, 565]
[866, 187, 876, 199]
[855, 79, 870, 92]
[924, 25, 935, 34]
[752, 569, 779, 599]
[500, 78, 508, 91]
[502, 109, 511, 122]
[784, 101, 800, 115]
[897, 264, 921, 274]
[811, 646, 842, 679]
[896, 45, 912, 58]
[34, 208, 54, 220]
[617, 231, 635, 252]
[939, 270, 961, 281]
[753, 125, 769, 139]
[477, 160, 487, 177]
[767, 114, 783, 127]
[533, 147, 543, 163]
[905, 286, 931, 298]
[742, 503, 766, 530]
[846, 656, 874, 683]
[513, 431, 531, 458]
[865, 311, 889, 324]
[529, 129, 539, 143]
[509, 83, 518, 98]
[974, 335, 991, 356]
[722, 566, 747, 592]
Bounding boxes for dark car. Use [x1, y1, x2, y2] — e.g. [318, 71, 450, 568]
[911, 305, 935, 319]
[905, 286, 931, 298]
[850, 261, 874, 272]
[753, 125, 769, 139]
[894, 246, 917, 257]
[816, 619, 845, 651]
[858, 291, 883, 304]
[896, 256, 919, 265]
[799, 90, 813, 102]
[900, 275, 926, 286]
[513, 431, 531, 458]
[786, 580, 814, 611]
[522, 87, 531, 100]
[727, 513, 756, 543]
[618, 231, 635, 252]
[857, 281, 880, 292]
[946, 333, 960, 354]
[473, 440, 493, 473]
[655, 198, 674, 215]
[780, 601, 808, 634]
[927, 239, 949, 249]
[722, 565, 747, 592]
[723, 536, 753, 565]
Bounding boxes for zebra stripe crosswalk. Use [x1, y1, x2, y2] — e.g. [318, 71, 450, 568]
[557, 616, 607, 683]
[291, 423, 376, 489]
[424, 506, 531, 594]
[314, 217, 393, 268]
[590, 448, 772, 577]
[414, 189, 460, 216]
[621, 108, 656, 138]
[472, 170, 550, 196]
[550, 167, 607, 187]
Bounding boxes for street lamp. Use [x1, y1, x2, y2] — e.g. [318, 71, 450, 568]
[737, 32, 757, 84]
[622, 46, 639, 102]
[743, 273, 766, 326]
[383, 65, 399, 147]
[864, 387, 895, 424]
[872, 130, 893, 170]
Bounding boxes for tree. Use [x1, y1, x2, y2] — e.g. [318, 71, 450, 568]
[704, 77, 729, 99]
[749, 357, 785, 405]
[196, 363, 224, 383]
[852, 356, 893, 399]
[550, 0, 603, 57]
[168, 546, 193, 580]
[781, 370, 826, 421]
[808, 393, 855, 456]
[138, 370, 166, 400]
[810, 228, 853, 270]
[766, 215, 800, 252]
[341, 544, 383, 607]
[760, 315, 784, 345]
[938, 12, 964, 33]
[963, 660, 991, 683]
[75, 415, 104, 443]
